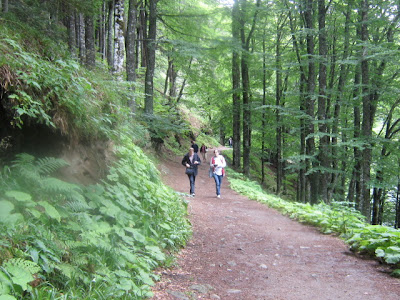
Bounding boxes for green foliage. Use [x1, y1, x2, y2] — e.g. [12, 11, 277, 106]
[228, 169, 400, 273]
[0, 139, 191, 299]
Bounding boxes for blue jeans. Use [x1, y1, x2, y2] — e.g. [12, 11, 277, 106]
[188, 174, 196, 194]
[213, 174, 223, 196]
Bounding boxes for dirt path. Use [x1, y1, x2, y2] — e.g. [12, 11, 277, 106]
[152, 150, 400, 300]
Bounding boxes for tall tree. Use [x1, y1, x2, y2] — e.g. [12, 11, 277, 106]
[232, 0, 241, 169]
[85, 14, 96, 68]
[360, 0, 372, 220]
[126, 0, 138, 113]
[144, 0, 158, 115]
[304, 0, 318, 204]
[113, 0, 125, 75]
[240, 0, 260, 176]
[107, 0, 114, 69]
[317, 0, 329, 202]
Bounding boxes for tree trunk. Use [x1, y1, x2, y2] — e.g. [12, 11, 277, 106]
[67, 12, 77, 57]
[304, 0, 318, 204]
[113, 0, 125, 75]
[144, 0, 157, 115]
[232, 0, 241, 169]
[107, 0, 114, 69]
[126, 0, 137, 82]
[98, 1, 106, 60]
[317, 0, 329, 202]
[177, 58, 193, 104]
[331, 2, 351, 200]
[360, 0, 372, 221]
[85, 15, 96, 69]
[139, 1, 148, 68]
[240, 0, 260, 176]
[261, 29, 267, 184]
[241, 27, 251, 176]
[78, 13, 86, 65]
[275, 23, 283, 194]
[3, 0, 8, 13]
[126, 0, 138, 113]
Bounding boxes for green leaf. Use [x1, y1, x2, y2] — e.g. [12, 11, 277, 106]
[5, 191, 32, 202]
[38, 201, 61, 222]
[0, 295, 18, 300]
[4, 265, 33, 291]
[0, 201, 15, 218]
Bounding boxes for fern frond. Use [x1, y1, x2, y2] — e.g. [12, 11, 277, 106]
[41, 177, 80, 196]
[36, 157, 69, 175]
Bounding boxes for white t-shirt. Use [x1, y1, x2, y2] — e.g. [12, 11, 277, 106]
[210, 155, 226, 176]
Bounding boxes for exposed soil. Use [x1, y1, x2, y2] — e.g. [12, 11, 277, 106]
[153, 148, 400, 300]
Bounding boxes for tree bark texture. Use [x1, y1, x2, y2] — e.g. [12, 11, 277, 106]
[113, 0, 125, 75]
[304, 0, 318, 204]
[144, 0, 157, 115]
[232, 0, 241, 169]
[85, 15, 96, 69]
[107, 0, 114, 70]
[360, 0, 372, 221]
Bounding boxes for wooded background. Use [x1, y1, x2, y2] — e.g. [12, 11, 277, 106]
[2, 0, 400, 227]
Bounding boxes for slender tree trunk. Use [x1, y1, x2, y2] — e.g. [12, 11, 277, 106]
[304, 0, 318, 204]
[176, 58, 192, 104]
[67, 12, 77, 57]
[3, 0, 8, 13]
[331, 2, 351, 200]
[240, 0, 260, 176]
[126, 0, 137, 113]
[78, 13, 86, 64]
[107, 0, 114, 69]
[241, 27, 251, 176]
[232, 0, 241, 169]
[113, 0, 125, 75]
[287, 6, 306, 203]
[261, 29, 267, 184]
[348, 65, 362, 207]
[126, 0, 137, 82]
[275, 24, 283, 194]
[144, 0, 157, 115]
[139, 1, 148, 68]
[85, 15, 96, 69]
[98, 1, 106, 60]
[317, 0, 329, 202]
[360, 0, 372, 221]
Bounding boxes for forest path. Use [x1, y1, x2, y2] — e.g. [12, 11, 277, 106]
[152, 148, 400, 300]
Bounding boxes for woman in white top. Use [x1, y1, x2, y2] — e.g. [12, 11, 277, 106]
[210, 149, 226, 198]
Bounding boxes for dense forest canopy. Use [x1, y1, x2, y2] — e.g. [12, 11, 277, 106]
[1, 0, 400, 228]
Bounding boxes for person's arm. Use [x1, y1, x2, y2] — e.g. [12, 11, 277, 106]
[182, 155, 188, 166]
[221, 156, 227, 168]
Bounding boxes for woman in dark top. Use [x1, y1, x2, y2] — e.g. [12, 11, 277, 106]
[182, 147, 201, 196]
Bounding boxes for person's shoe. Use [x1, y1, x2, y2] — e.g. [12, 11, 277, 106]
[191, 193, 195, 197]
[217, 195, 221, 198]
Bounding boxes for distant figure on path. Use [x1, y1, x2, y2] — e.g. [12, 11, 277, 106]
[228, 137, 233, 147]
[191, 140, 199, 153]
[200, 144, 208, 162]
[210, 149, 226, 198]
[182, 147, 201, 196]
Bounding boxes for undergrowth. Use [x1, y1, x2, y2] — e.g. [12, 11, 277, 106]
[0, 136, 191, 299]
[227, 170, 400, 278]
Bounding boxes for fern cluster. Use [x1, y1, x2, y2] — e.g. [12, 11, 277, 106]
[0, 141, 191, 299]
